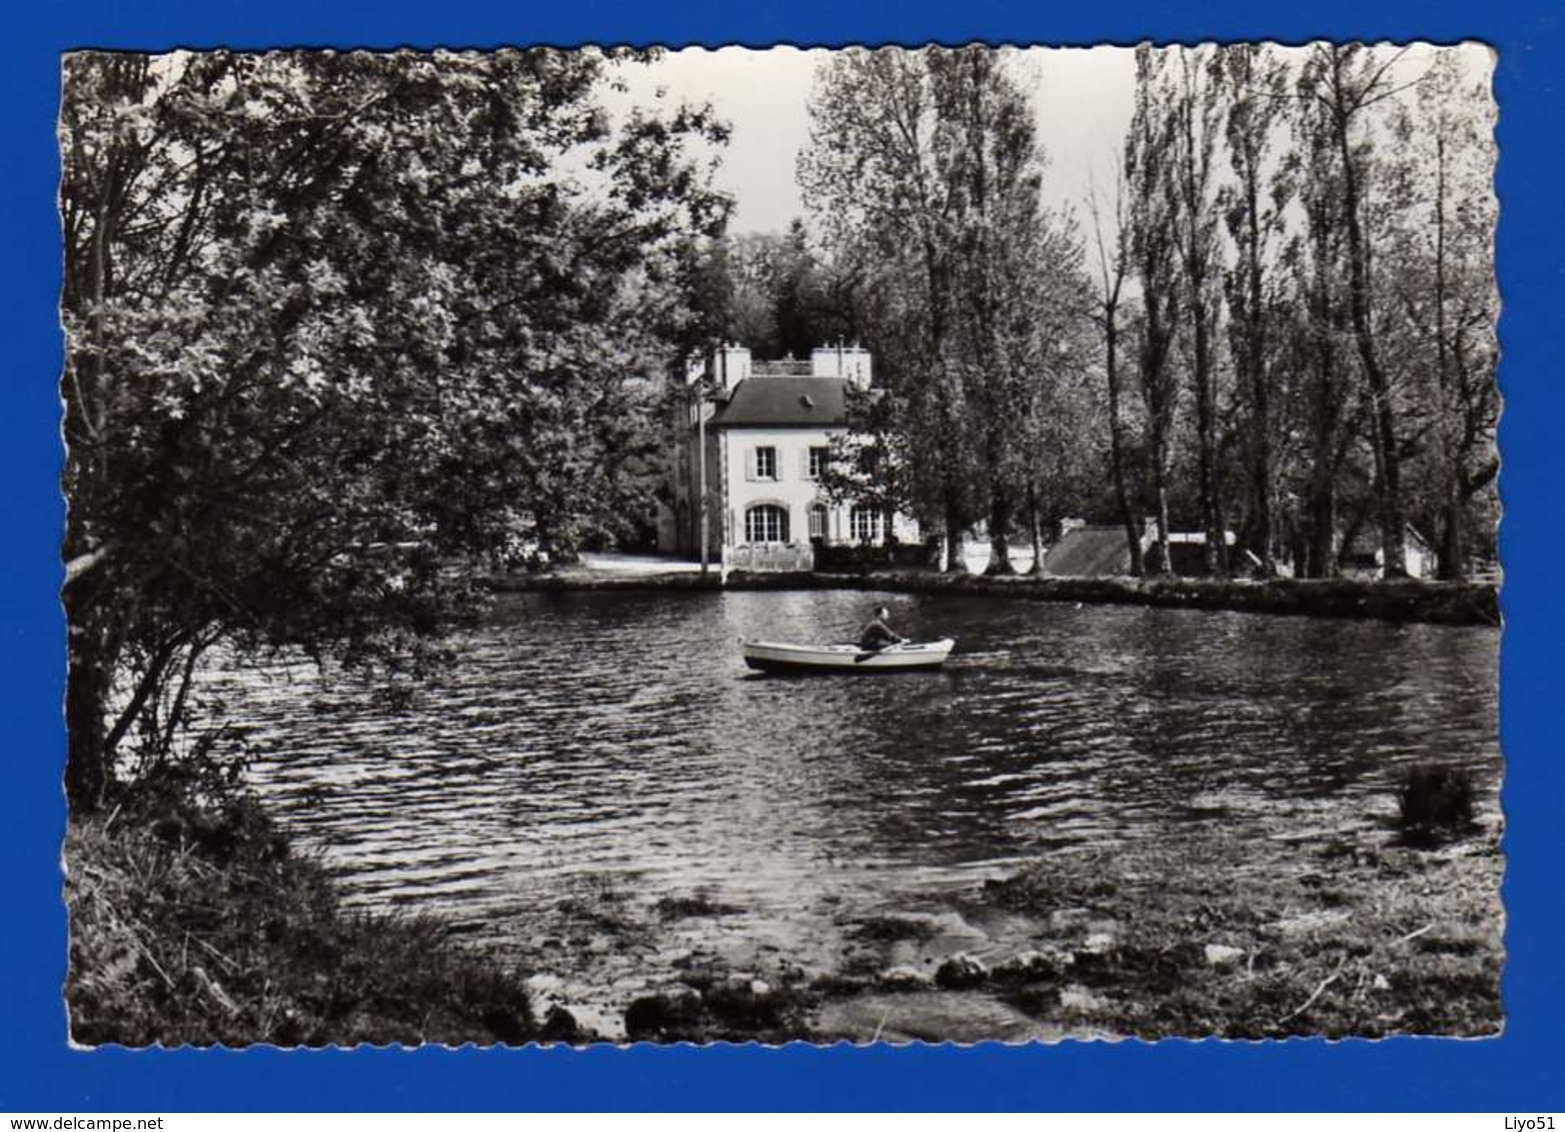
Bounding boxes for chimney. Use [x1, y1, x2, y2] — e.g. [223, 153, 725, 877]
[717, 343, 751, 391]
[811, 342, 873, 390]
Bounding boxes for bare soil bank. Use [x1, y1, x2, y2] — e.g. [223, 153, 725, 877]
[486, 567, 1499, 627]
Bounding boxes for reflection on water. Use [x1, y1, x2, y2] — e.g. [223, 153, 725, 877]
[214, 590, 1499, 952]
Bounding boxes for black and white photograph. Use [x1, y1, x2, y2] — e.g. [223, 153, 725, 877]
[59, 42, 1501, 1047]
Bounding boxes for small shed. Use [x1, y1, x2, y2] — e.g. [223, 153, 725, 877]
[1340, 523, 1437, 579]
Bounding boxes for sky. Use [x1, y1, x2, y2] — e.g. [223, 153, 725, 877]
[614, 43, 1493, 237]
[619, 45, 1138, 234]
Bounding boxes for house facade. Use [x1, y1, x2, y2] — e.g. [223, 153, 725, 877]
[659, 344, 917, 570]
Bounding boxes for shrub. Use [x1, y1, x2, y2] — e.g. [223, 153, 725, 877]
[1397, 765, 1477, 847]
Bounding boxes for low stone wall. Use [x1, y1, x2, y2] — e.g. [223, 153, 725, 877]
[812, 540, 942, 573]
[723, 544, 814, 573]
[480, 566, 1499, 626]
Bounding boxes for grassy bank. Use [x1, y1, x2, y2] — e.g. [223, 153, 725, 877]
[66, 782, 547, 1048]
[956, 829, 1504, 1041]
[483, 564, 1498, 627]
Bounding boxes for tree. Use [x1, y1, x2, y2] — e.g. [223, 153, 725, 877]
[929, 48, 1061, 575]
[1125, 46, 1183, 575]
[1015, 258, 1105, 573]
[59, 49, 729, 810]
[801, 47, 981, 570]
[1086, 175, 1145, 576]
[802, 47, 1077, 574]
[1165, 46, 1229, 575]
[1297, 44, 1418, 576]
[1217, 44, 1294, 576]
[1282, 72, 1361, 579]
[1382, 51, 1499, 578]
[699, 221, 867, 358]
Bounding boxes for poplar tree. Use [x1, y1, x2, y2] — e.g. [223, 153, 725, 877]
[1383, 51, 1499, 578]
[1125, 45, 1183, 574]
[801, 46, 1073, 573]
[1297, 44, 1416, 576]
[1217, 44, 1294, 576]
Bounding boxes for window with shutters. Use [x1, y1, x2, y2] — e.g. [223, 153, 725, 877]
[851, 504, 881, 544]
[754, 446, 778, 480]
[808, 503, 828, 540]
[745, 503, 789, 544]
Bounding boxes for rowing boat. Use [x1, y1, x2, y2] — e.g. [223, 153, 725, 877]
[740, 637, 955, 674]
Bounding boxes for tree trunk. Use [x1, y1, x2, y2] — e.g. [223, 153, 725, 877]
[1104, 311, 1144, 577]
[1432, 133, 1463, 585]
[985, 478, 1015, 575]
[1438, 479, 1465, 581]
[1242, 173, 1277, 576]
[1027, 490, 1045, 575]
[1333, 74, 1407, 578]
[1151, 436, 1174, 577]
[1305, 469, 1337, 579]
[1192, 296, 1226, 576]
[63, 582, 112, 813]
[943, 495, 968, 573]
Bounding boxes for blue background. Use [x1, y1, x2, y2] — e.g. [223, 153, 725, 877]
[4, 0, 1561, 1112]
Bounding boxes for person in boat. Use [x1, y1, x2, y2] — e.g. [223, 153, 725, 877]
[858, 606, 906, 652]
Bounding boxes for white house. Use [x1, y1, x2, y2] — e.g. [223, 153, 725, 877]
[659, 344, 918, 571]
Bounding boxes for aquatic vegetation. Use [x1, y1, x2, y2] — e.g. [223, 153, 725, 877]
[655, 893, 743, 920]
[1398, 765, 1479, 847]
[850, 916, 941, 944]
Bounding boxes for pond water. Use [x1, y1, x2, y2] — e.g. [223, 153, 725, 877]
[216, 589, 1499, 1030]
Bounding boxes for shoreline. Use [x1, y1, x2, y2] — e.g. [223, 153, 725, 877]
[483, 567, 1500, 628]
[633, 833, 1502, 1044]
[69, 788, 1502, 1046]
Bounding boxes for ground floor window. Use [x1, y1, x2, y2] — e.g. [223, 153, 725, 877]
[851, 504, 881, 544]
[746, 503, 789, 544]
[808, 502, 829, 540]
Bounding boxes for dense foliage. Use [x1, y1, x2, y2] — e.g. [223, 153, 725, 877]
[66, 770, 542, 1047]
[60, 49, 730, 808]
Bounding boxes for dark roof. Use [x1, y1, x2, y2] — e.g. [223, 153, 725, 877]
[1344, 522, 1433, 556]
[1043, 527, 1133, 577]
[711, 377, 852, 428]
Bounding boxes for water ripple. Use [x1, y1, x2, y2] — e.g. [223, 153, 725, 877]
[206, 589, 1500, 948]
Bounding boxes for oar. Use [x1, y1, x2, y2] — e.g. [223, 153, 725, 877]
[854, 639, 908, 663]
